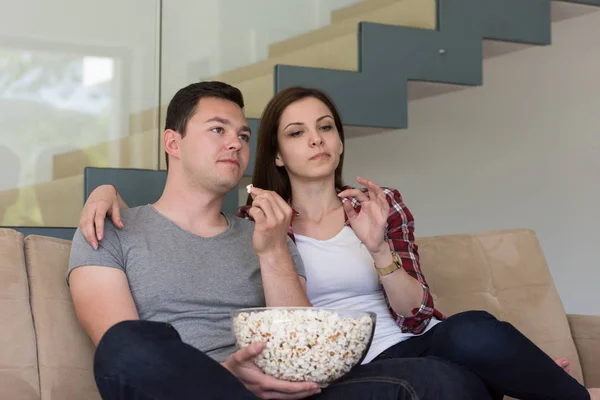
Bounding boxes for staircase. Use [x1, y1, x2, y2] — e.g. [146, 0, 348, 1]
[2, 0, 599, 227]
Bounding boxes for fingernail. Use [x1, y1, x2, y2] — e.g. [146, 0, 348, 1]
[98, 234, 103, 240]
[92, 242, 98, 250]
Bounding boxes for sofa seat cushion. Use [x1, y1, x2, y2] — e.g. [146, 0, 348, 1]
[0, 229, 40, 399]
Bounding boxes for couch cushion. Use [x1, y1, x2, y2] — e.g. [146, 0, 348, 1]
[0, 229, 40, 399]
[24, 235, 100, 400]
[416, 229, 584, 384]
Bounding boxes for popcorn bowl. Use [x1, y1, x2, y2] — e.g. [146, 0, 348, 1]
[232, 307, 376, 386]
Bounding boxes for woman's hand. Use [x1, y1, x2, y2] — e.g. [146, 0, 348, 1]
[337, 176, 390, 255]
[79, 185, 125, 249]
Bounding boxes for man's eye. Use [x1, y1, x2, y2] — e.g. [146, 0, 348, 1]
[239, 134, 250, 142]
[211, 127, 224, 134]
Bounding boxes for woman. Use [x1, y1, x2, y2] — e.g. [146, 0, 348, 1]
[80, 87, 597, 400]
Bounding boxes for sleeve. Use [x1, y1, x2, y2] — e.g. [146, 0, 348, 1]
[382, 187, 436, 334]
[236, 205, 253, 220]
[286, 236, 306, 280]
[66, 219, 125, 285]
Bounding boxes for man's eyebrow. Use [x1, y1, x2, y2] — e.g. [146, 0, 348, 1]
[205, 116, 251, 134]
[283, 115, 333, 130]
[205, 117, 231, 125]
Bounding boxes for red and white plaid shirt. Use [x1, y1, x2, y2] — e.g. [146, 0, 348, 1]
[237, 186, 445, 334]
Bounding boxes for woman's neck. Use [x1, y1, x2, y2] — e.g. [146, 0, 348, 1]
[290, 177, 342, 222]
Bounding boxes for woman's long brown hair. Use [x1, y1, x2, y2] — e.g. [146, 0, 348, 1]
[246, 86, 345, 206]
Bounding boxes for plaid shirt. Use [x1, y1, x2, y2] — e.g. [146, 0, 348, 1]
[237, 186, 445, 334]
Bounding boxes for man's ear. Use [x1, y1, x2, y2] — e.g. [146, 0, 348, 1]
[275, 152, 285, 167]
[164, 129, 182, 163]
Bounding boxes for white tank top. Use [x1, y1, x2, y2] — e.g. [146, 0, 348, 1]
[294, 226, 440, 364]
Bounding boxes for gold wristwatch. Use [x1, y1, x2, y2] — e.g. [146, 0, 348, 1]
[374, 252, 401, 277]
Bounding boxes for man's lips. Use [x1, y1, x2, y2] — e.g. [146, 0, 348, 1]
[218, 158, 240, 166]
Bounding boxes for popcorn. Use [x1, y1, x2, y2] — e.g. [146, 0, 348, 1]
[246, 184, 253, 194]
[232, 309, 374, 384]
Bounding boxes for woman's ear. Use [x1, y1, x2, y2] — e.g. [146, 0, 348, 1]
[164, 129, 181, 162]
[275, 152, 285, 167]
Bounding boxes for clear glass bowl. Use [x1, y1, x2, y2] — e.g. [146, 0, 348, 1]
[232, 307, 376, 386]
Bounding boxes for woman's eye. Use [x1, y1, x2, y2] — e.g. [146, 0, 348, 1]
[290, 131, 302, 137]
[211, 127, 224, 134]
[320, 125, 332, 131]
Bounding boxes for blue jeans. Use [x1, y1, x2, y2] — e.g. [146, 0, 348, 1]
[376, 310, 589, 400]
[94, 320, 492, 400]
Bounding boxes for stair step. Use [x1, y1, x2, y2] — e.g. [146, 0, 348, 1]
[331, 0, 399, 24]
[213, 0, 434, 88]
[268, 0, 432, 58]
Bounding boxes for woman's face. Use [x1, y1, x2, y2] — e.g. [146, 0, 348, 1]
[275, 97, 343, 183]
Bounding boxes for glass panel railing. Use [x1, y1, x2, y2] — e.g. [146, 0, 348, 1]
[0, 0, 160, 227]
[158, 0, 364, 171]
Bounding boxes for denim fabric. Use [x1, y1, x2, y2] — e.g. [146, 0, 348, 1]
[377, 310, 590, 400]
[94, 320, 490, 400]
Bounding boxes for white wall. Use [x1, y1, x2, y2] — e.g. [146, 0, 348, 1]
[343, 11, 600, 315]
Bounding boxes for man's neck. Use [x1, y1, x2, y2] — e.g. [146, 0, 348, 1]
[290, 177, 342, 222]
[153, 174, 228, 238]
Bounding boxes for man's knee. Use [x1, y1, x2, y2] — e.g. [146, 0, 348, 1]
[94, 320, 178, 380]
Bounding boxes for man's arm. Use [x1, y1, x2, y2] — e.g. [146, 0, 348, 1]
[258, 249, 310, 307]
[69, 266, 139, 345]
[247, 187, 311, 307]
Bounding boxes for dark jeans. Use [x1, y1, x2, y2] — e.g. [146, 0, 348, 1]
[375, 310, 589, 400]
[94, 320, 492, 400]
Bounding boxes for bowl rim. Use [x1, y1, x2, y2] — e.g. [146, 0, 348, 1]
[231, 306, 377, 319]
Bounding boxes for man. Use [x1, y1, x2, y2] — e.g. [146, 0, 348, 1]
[69, 81, 490, 399]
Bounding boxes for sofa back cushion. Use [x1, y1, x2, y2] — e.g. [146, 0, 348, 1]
[416, 229, 583, 384]
[0, 229, 40, 399]
[24, 234, 100, 400]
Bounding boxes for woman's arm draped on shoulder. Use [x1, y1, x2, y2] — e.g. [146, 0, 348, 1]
[379, 188, 437, 334]
[80, 184, 128, 248]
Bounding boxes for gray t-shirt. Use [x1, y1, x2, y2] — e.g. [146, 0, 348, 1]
[68, 205, 306, 363]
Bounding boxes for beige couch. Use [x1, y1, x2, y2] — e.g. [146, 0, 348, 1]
[2, 227, 599, 399]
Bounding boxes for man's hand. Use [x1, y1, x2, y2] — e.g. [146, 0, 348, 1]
[247, 187, 293, 256]
[222, 342, 321, 399]
[79, 185, 125, 249]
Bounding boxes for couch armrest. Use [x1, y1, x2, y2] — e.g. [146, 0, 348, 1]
[568, 314, 600, 388]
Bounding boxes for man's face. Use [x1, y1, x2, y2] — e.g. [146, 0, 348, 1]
[174, 97, 251, 194]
